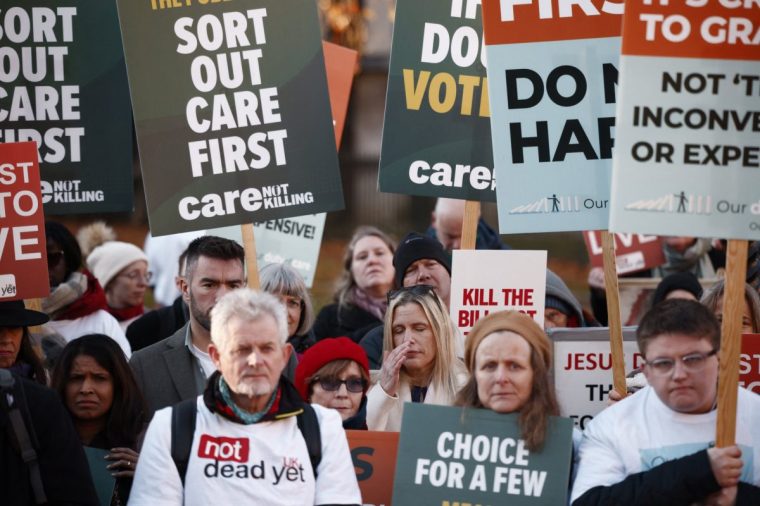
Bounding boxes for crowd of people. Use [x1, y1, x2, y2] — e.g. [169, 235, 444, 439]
[2, 205, 760, 505]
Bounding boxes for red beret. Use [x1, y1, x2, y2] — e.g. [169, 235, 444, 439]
[294, 337, 370, 400]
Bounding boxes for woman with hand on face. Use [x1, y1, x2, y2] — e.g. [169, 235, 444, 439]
[295, 337, 370, 429]
[313, 226, 396, 343]
[367, 286, 466, 431]
[51, 334, 146, 505]
[455, 310, 561, 452]
[260, 263, 316, 359]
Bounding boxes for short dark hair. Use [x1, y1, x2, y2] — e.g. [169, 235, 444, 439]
[51, 334, 146, 448]
[45, 221, 82, 279]
[184, 236, 245, 281]
[637, 299, 720, 356]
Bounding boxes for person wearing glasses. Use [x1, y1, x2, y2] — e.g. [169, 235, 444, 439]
[79, 222, 152, 332]
[42, 221, 131, 358]
[360, 231, 457, 369]
[260, 263, 317, 360]
[295, 337, 370, 430]
[367, 286, 466, 431]
[571, 299, 760, 506]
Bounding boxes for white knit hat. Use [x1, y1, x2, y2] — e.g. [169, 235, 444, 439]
[86, 241, 149, 289]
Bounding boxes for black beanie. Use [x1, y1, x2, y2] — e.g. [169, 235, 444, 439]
[393, 232, 451, 287]
[652, 271, 703, 307]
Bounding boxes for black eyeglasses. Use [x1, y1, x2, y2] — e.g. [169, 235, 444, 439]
[313, 376, 367, 393]
[387, 284, 436, 303]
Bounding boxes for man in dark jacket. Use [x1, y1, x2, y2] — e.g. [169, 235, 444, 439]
[1, 371, 99, 505]
[571, 299, 760, 505]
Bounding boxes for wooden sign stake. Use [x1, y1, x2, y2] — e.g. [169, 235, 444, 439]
[461, 201, 480, 251]
[716, 239, 748, 447]
[601, 232, 627, 397]
[241, 224, 260, 289]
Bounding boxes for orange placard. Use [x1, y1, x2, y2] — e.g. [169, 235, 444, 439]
[322, 42, 358, 149]
[347, 430, 399, 506]
[0, 142, 49, 301]
[621, 0, 760, 61]
[482, 0, 623, 45]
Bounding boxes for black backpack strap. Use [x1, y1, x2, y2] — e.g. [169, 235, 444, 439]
[295, 403, 322, 478]
[170, 398, 197, 486]
[0, 370, 47, 504]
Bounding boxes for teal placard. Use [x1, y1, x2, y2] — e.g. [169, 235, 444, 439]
[1, 1, 133, 214]
[378, 0, 495, 201]
[392, 404, 573, 505]
[84, 447, 115, 506]
[117, 0, 343, 236]
[486, 37, 620, 233]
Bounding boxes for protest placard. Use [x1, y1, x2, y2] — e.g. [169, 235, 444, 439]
[378, 0, 496, 201]
[449, 250, 546, 336]
[392, 403, 573, 505]
[0, 1, 133, 214]
[741, 334, 760, 395]
[347, 430, 399, 506]
[584, 232, 665, 275]
[0, 142, 49, 300]
[203, 40, 356, 286]
[550, 327, 641, 429]
[481, 0, 622, 233]
[117, 0, 344, 236]
[609, 0, 760, 239]
[252, 215, 325, 287]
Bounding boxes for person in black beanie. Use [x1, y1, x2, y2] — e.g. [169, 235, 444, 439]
[360, 232, 454, 368]
[651, 271, 703, 308]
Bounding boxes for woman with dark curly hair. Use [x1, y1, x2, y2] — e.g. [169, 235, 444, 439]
[51, 334, 146, 505]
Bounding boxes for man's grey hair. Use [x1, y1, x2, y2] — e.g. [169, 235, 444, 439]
[210, 288, 288, 352]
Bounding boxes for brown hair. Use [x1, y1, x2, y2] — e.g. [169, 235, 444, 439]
[637, 298, 720, 356]
[455, 311, 558, 451]
[305, 359, 370, 399]
[334, 226, 396, 308]
[700, 279, 760, 334]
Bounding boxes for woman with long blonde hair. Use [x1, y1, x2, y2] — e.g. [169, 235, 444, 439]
[367, 285, 465, 431]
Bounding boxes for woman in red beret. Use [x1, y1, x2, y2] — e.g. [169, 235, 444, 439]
[294, 337, 370, 430]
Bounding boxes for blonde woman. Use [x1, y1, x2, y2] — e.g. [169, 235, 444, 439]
[367, 285, 466, 431]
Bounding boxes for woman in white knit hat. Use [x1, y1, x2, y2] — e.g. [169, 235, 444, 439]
[87, 241, 150, 332]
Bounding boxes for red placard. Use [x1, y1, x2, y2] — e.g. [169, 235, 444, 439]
[583, 232, 665, 274]
[741, 334, 760, 395]
[0, 142, 48, 301]
[482, 0, 623, 45]
[621, 0, 760, 61]
[347, 430, 399, 506]
[323, 42, 358, 149]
